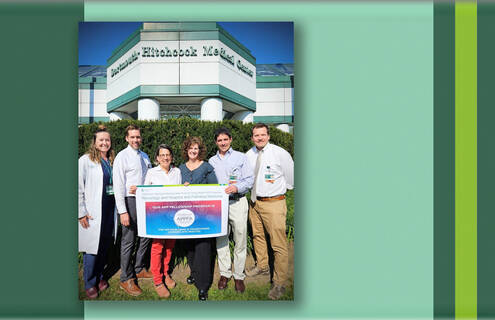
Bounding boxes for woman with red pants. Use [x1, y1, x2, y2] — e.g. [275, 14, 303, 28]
[144, 144, 182, 298]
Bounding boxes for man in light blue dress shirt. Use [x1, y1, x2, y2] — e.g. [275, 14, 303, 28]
[209, 127, 254, 293]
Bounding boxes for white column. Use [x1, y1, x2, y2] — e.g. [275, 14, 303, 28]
[231, 111, 253, 123]
[109, 111, 133, 121]
[276, 123, 290, 133]
[200, 98, 222, 121]
[138, 98, 160, 120]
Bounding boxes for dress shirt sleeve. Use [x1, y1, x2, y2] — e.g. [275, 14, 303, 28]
[205, 163, 218, 184]
[112, 153, 128, 214]
[279, 148, 294, 190]
[235, 154, 254, 194]
[78, 156, 88, 218]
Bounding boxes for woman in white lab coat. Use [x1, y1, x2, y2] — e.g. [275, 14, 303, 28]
[78, 125, 117, 299]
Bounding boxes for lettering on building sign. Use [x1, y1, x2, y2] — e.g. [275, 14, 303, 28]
[236, 59, 254, 77]
[111, 51, 138, 77]
[110, 45, 253, 78]
[203, 46, 235, 66]
[142, 46, 198, 58]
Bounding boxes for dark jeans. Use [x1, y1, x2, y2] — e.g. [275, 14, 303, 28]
[120, 197, 151, 282]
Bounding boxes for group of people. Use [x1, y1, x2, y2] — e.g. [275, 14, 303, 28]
[78, 123, 294, 301]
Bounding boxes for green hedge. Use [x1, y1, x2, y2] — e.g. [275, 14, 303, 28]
[78, 119, 295, 266]
[78, 118, 294, 161]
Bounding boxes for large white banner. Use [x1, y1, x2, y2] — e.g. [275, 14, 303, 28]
[136, 185, 229, 239]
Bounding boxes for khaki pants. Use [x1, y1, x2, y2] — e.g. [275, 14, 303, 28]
[249, 199, 288, 286]
[216, 197, 249, 280]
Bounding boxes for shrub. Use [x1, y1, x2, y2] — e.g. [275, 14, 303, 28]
[78, 119, 293, 160]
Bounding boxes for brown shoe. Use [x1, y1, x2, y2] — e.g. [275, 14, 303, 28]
[268, 284, 286, 300]
[234, 279, 245, 293]
[154, 283, 171, 298]
[245, 265, 269, 277]
[136, 269, 153, 279]
[218, 276, 230, 290]
[119, 279, 142, 296]
[164, 275, 176, 289]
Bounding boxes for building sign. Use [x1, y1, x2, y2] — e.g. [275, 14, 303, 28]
[111, 51, 138, 77]
[110, 43, 254, 78]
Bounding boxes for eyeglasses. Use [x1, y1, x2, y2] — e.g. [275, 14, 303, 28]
[157, 154, 170, 158]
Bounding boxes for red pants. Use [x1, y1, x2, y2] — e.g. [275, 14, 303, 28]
[150, 239, 176, 285]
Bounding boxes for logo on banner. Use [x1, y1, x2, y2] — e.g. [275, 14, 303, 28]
[173, 209, 195, 227]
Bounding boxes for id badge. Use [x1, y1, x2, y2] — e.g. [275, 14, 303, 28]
[264, 173, 275, 183]
[229, 175, 238, 185]
[106, 185, 114, 195]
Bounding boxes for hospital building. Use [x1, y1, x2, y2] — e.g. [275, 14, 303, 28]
[78, 22, 294, 133]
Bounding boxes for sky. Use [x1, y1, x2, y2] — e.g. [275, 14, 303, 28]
[78, 22, 294, 66]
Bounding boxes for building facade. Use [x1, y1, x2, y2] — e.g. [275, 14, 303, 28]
[79, 22, 294, 132]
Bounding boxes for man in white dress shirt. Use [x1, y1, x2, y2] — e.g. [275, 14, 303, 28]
[245, 123, 294, 300]
[113, 125, 152, 296]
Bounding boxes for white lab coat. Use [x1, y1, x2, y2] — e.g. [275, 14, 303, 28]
[78, 154, 117, 255]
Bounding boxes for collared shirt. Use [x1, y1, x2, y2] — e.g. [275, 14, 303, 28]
[144, 166, 182, 186]
[113, 145, 152, 214]
[209, 147, 254, 195]
[246, 143, 294, 197]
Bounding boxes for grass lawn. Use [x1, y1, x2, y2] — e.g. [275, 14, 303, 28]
[79, 242, 294, 301]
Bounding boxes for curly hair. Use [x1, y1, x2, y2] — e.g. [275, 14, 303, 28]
[182, 136, 207, 161]
[87, 125, 115, 164]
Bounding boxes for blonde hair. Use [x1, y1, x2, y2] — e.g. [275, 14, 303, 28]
[87, 125, 115, 164]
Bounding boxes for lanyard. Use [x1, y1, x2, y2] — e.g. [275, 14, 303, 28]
[101, 158, 113, 184]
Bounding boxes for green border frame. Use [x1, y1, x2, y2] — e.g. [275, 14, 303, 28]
[0, 2, 84, 318]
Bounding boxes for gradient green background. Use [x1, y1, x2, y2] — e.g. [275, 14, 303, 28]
[0, 1, 435, 319]
[85, 2, 433, 319]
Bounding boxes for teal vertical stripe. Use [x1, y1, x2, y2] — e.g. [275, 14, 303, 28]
[455, 1, 477, 319]
[477, 1, 495, 318]
[0, 2, 84, 319]
[434, 1, 455, 319]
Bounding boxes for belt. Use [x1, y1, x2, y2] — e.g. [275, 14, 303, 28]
[229, 193, 246, 201]
[256, 195, 285, 201]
